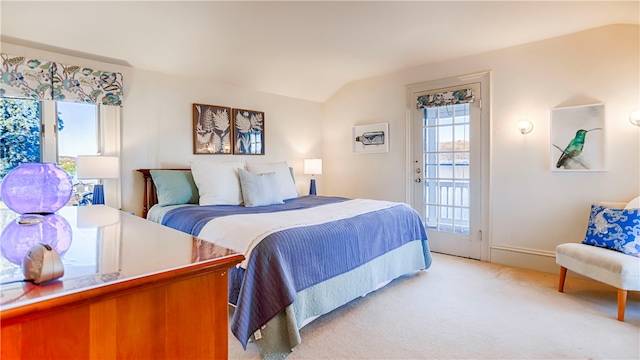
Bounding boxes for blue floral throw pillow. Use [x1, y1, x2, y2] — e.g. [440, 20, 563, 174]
[582, 204, 640, 257]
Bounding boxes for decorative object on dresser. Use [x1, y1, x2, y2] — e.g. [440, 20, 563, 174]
[76, 155, 119, 205]
[303, 158, 322, 195]
[193, 104, 232, 154]
[232, 108, 264, 155]
[0, 162, 73, 215]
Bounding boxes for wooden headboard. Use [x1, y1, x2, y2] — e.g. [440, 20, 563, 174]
[137, 168, 189, 218]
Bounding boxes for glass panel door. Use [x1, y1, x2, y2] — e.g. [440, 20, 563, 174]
[412, 84, 482, 259]
[423, 104, 471, 234]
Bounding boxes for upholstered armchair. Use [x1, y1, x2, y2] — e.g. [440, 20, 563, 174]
[556, 197, 640, 321]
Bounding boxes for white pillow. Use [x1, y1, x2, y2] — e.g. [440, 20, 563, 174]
[238, 168, 284, 207]
[246, 161, 298, 200]
[190, 160, 245, 205]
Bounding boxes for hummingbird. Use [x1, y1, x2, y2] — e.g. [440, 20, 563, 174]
[555, 128, 602, 168]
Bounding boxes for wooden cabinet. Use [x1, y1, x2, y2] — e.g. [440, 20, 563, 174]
[0, 206, 243, 359]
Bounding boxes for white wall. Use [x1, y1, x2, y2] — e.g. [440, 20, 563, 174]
[3, 24, 638, 274]
[322, 24, 640, 273]
[123, 70, 323, 214]
[1, 42, 324, 216]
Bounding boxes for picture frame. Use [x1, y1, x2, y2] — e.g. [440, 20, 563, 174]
[351, 123, 389, 153]
[232, 108, 265, 155]
[193, 104, 232, 154]
[550, 103, 605, 171]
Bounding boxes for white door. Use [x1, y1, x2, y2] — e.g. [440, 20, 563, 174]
[408, 76, 488, 260]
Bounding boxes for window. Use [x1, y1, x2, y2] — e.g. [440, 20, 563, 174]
[0, 98, 41, 172]
[57, 101, 99, 174]
[1, 98, 100, 206]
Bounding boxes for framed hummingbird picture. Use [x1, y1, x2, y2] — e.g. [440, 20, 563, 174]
[550, 103, 605, 171]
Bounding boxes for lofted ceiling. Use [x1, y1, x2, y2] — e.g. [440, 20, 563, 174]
[1, 1, 638, 103]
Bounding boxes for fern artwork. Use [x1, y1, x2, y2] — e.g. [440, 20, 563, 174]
[232, 108, 264, 155]
[193, 104, 232, 154]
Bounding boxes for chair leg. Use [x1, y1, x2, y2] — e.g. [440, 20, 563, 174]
[558, 266, 567, 292]
[617, 289, 627, 321]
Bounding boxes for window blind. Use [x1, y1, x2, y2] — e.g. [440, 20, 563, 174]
[416, 88, 474, 109]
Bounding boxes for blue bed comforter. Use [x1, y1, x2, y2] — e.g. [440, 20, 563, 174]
[161, 196, 429, 349]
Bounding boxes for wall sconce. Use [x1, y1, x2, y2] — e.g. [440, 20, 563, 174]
[303, 158, 322, 196]
[518, 120, 534, 135]
[630, 109, 640, 127]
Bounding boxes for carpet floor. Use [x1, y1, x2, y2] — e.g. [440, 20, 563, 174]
[228, 252, 639, 359]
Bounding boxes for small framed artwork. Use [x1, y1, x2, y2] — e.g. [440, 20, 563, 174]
[193, 104, 232, 154]
[352, 123, 389, 153]
[232, 108, 264, 155]
[550, 103, 605, 171]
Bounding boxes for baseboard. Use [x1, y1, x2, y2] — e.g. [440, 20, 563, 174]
[490, 244, 559, 274]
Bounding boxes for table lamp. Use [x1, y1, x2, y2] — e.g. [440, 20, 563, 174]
[303, 159, 322, 196]
[76, 156, 119, 205]
[0, 163, 73, 215]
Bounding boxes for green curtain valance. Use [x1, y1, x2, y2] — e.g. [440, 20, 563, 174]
[416, 88, 474, 109]
[0, 53, 123, 106]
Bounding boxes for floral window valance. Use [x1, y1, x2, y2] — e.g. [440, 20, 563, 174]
[416, 88, 474, 109]
[0, 53, 124, 106]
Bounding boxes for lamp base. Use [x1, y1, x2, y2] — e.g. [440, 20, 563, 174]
[309, 179, 317, 196]
[92, 184, 105, 205]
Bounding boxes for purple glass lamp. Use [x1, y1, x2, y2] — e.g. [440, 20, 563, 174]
[0, 163, 73, 214]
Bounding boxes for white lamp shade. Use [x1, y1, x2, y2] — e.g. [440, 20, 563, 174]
[304, 159, 322, 175]
[76, 156, 119, 179]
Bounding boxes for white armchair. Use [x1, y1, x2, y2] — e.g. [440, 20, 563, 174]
[556, 197, 640, 321]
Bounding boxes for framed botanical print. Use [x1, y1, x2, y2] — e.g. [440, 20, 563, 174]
[232, 108, 264, 155]
[193, 104, 232, 154]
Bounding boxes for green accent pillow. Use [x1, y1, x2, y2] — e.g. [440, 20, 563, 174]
[150, 170, 199, 206]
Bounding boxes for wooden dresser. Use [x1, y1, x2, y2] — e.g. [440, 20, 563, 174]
[0, 205, 244, 359]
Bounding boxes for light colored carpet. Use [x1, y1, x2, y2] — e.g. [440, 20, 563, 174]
[228, 253, 639, 359]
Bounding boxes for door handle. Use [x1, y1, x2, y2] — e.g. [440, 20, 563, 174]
[415, 178, 422, 183]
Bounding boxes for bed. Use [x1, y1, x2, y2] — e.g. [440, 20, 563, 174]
[137, 162, 431, 359]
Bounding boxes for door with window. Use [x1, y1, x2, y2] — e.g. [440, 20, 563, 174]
[408, 76, 489, 260]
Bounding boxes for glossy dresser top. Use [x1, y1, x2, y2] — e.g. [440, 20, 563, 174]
[0, 206, 242, 314]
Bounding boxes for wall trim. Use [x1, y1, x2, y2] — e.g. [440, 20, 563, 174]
[490, 244, 556, 258]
